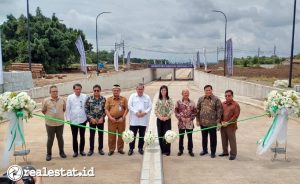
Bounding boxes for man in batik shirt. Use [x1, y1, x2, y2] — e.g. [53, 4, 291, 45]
[175, 89, 197, 157]
[85, 85, 106, 156]
[196, 85, 223, 158]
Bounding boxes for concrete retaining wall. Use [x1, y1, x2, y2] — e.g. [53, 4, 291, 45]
[194, 70, 283, 100]
[1, 71, 34, 92]
[24, 68, 172, 99]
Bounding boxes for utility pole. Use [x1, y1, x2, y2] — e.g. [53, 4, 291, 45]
[273, 45, 276, 56]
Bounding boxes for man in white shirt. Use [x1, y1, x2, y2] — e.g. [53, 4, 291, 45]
[65, 83, 88, 157]
[128, 83, 152, 156]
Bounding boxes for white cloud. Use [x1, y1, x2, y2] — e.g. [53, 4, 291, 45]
[0, 0, 299, 61]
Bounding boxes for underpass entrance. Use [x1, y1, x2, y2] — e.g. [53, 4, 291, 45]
[149, 64, 194, 81]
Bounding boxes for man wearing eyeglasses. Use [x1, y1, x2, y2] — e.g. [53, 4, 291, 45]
[85, 85, 106, 156]
[65, 83, 88, 157]
[219, 90, 240, 160]
[42, 85, 66, 161]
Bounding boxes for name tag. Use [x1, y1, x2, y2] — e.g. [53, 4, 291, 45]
[52, 108, 57, 114]
[118, 104, 122, 112]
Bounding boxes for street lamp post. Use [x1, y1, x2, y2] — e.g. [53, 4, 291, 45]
[96, 11, 111, 76]
[288, 0, 297, 88]
[212, 10, 227, 76]
[26, 0, 32, 72]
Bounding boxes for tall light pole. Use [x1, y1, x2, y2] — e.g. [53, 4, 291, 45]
[288, 0, 297, 88]
[96, 11, 111, 76]
[26, 0, 32, 72]
[212, 10, 227, 76]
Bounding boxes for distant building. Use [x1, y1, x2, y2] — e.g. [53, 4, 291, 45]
[282, 58, 300, 65]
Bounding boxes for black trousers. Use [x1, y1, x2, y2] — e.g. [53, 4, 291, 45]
[179, 129, 193, 152]
[201, 125, 217, 154]
[89, 123, 104, 152]
[46, 124, 64, 155]
[129, 125, 146, 150]
[157, 119, 171, 154]
[70, 121, 87, 153]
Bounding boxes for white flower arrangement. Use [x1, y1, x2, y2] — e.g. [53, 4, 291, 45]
[164, 130, 177, 143]
[122, 130, 135, 143]
[144, 131, 156, 146]
[264, 90, 300, 116]
[273, 80, 288, 88]
[0, 91, 36, 120]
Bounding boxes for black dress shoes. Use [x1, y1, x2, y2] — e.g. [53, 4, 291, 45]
[177, 151, 183, 156]
[118, 150, 125, 154]
[108, 151, 114, 156]
[73, 152, 78, 158]
[200, 151, 208, 156]
[99, 150, 105, 155]
[138, 149, 144, 155]
[46, 154, 51, 161]
[211, 154, 216, 158]
[219, 153, 229, 157]
[80, 151, 86, 156]
[128, 149, 133, 156]
[60, 152, 67, 158]
[229, 156, 236, 160]
[87, 151, 94, 156]
[189, 152, 195, 157]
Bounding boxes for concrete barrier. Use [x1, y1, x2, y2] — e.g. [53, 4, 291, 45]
[2, 71, 33, 92]
[23, 68, 172, 99]
[193, 70, 284, 100]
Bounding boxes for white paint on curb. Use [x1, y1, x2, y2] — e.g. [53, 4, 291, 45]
[140, 92, 164, 184]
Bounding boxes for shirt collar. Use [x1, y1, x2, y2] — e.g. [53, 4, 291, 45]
[225, 100, 234, 105]
[204, 95, 213, 99]
[181, 98, 190, 102]
[50, 97, 60, 101]
[113, 96, 121, 100]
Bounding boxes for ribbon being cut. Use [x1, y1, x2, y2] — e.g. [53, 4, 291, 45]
[0, 92, 36, 168]
[257, 90, 300, 155]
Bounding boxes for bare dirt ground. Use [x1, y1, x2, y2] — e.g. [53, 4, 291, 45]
[201, 64, 300, 87]
[33, 64, 147, 87]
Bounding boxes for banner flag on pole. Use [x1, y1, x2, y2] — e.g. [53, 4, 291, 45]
[75, 35, 87, 74]
[126, 51, 131, 69]
[114, 50, 119, 71]
[196, 51, 200, 68]
[203, 48, 207, 71]
[0, 31, 3, 85]
[226, 38, 233, 76]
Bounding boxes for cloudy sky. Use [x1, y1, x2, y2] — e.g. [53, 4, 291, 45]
[0, 0, 299, 62]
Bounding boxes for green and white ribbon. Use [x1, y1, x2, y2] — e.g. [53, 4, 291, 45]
[1, 111, 26, 168]
[257, 108, 289, 155]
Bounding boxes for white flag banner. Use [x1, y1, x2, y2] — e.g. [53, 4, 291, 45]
[126, 51, 131, 69]
[75, 35, 87, 74]
[0, 31, 3, 85]
[203, 48, 207, 71]
[226, 38, 233, 76]
[193, 54, 197, 69]
[114, 50, 119, 71]
[196, 51, 200, 68]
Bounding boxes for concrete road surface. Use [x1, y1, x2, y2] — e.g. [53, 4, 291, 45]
[1, 69, 300, 184]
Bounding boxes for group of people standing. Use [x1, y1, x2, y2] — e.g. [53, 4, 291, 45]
[41, 83, 240, 162]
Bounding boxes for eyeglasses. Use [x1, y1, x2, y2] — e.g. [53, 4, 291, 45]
[51, 91, 58, 93]
[94, 90, 100, 92]
[225, 95, 232, 97]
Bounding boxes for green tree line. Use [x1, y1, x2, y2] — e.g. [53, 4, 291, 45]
[233, 55, 285, 67]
